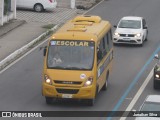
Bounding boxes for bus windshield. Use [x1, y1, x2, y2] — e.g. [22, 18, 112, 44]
[47, 40, 95, 70]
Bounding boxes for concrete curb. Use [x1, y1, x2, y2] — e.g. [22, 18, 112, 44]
[0, 24, 59, 71]
[0, 20, 26, 38]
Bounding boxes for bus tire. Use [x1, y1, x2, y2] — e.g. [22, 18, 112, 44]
[45, 97, 53, 104]
[85, 86, 98, 106]
[102, 72, 109, 91]
[86, 99, 95, 106]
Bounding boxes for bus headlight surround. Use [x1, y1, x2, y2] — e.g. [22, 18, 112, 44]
[44, 75, 52, 85]
[84, 77, 93, 87]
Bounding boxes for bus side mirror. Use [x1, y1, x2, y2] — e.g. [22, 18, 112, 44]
[43, 46, 47, 56]
[154, 54, 159, 60]
[97, 50, 103, 60]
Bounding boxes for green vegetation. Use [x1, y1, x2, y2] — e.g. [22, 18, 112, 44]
[42, 24, 55, 29]
[4, 0, 8, 15]
[4, 0, 11, 15]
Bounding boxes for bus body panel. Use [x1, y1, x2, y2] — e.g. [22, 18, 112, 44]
[42, 15, 113, 102]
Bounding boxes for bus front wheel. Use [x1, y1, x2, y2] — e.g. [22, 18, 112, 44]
[85, 99, 95, 106]
[85, 86, 98, 106]
[45, 97, 53, 104]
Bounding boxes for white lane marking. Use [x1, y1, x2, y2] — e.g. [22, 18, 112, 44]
[0, 37, 49, 74]
[120, 68, 154, 120]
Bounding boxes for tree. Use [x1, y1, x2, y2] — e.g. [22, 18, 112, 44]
[4, 0, 11, 15]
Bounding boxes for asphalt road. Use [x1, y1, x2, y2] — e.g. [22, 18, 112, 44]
[0, 0, 160, 120]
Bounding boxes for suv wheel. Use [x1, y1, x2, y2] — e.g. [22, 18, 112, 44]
[34, 4, 44, 12]
[145, 30, 148, 41]
[140, 42, 143, 47]
[154, 80, 160, 89]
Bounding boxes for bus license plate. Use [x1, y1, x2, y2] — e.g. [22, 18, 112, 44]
[62, 94, 73, 98]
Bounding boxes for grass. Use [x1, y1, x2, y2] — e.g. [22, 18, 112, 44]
[42, 24, 55, 29]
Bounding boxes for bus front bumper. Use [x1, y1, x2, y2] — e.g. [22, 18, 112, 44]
[42, 83, 95, 99]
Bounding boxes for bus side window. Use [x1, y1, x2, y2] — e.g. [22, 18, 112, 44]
[108, 29, 113, 48]
[102, 37, 107, 56]
[104, 34, 109, 52]
[97, 45, 102, 64]
[97, 29, 113, 65]
[97, 38, 105, 64]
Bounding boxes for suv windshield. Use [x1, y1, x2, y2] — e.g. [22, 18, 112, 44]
[47, 40, 95, 70]
[118, 20, 141, 29]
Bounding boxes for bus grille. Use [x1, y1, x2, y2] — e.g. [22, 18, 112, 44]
[54, 80, 82, 85]
[56, 88, 79, 94]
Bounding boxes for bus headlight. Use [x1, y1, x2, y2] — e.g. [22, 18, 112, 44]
[155, 74, 159, 78]
[134, 33, 141, 38]
[114, 32, 120, 37]
[44, 75, 52, 85]
[84, 77, 93, 87]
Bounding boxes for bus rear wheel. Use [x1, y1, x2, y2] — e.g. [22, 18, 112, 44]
[102, 72, 109, 91]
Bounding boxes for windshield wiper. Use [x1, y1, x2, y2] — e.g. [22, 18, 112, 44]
[119, 26, 131, 28]
[49, 66, 67, 69]
[66, 67, 88, 70]
[49, 66, 90, 70]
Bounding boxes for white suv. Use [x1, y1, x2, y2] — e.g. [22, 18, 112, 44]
[113, 16, 148, 46]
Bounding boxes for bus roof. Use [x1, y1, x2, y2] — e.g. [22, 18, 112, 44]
[50, 15, 111, 43]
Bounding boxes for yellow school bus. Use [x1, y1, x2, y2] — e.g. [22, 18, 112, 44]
[42, 15, 113, 106]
